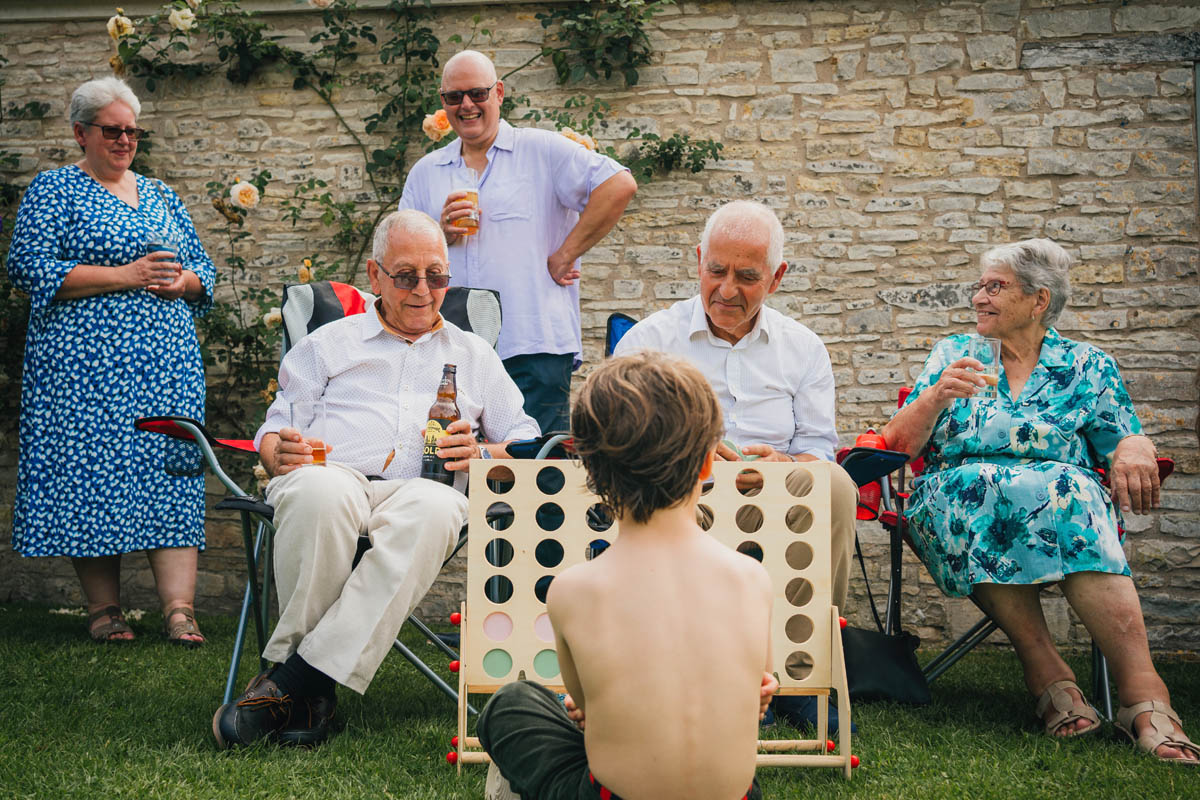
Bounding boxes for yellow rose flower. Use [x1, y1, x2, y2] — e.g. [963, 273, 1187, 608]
[422, 109, 451, 141]
[559, 126, 596, 151]
[230, 181, 260, 210]
[186, 0, 202, 9]
[107, 11, 135, 40]
[262, 307, 282, 326]
[298, 264, 312, 283]
[168, 8, 197, 32]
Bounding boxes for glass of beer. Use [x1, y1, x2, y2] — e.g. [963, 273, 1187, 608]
[968, 336, 1002, 400]
[449, 167, 480, 236]
[290, 400, 328, 466]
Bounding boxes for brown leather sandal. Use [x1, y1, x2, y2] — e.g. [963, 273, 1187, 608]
[163, 602, 205, 649]
[1116, 700, 1200, 764]
[88, 605, 135, 643]
[1035, 679, 1100, 738]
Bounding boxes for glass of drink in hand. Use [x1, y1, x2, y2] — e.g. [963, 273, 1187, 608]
[144, 229, 181, 285]
[968, 336, 1001, 400]
[449, 167, 480, 236]
[290, 400, 328, 466]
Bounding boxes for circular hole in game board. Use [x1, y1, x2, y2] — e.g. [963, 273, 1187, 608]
[483, 648, 513, 679]
[586, 539, 610, 560]
[786, 506, 813, 535]
[736, 540, 764, 562]
[785, 614, 814, 644]
[536, 465, 565, 495]
[696, 504, 714, 531]
[483, 612, 513, 642]
[535, 538, 564, 568]
[486, 575, 514, 603]
[485, 538, 514, 568]
[486, 465, 515, 490]
[785, 541, 814, 571]
[534, 574, 554, 603]
[785, 650, 814, 680]
[785, 577, 813, 607]
[533, 648, 560, 679]
[735, 505, 763, 533]
[736, 468, 763, 497]
[534, 613, 554, 642]
[486, 502, 514, 531]
[785, 467, 813, 498]
[587, 503, 614, 531]
[536, 502, 564, 532]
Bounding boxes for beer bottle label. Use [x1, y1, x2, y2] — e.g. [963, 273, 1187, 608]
[421, 417, 456, 485]
[423, 419, 449, 458]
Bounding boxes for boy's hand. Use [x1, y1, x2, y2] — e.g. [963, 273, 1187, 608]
[564, 694, 586, 730]
[759, 672, 778, 721]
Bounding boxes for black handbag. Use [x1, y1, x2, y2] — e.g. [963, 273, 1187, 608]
[841, 537, 930, 705]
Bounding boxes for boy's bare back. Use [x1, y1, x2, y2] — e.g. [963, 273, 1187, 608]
[547, 501, 772, 800]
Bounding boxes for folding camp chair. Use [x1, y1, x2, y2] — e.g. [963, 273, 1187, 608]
[845, 387, 1174, 721]
[137, 280, 503, 709]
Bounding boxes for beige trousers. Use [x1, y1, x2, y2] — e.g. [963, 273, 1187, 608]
[262, 463, 468, 694]
[699, 461, 857, 612]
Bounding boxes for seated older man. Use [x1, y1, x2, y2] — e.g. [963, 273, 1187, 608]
[614, 199, 857, 733]
[213, 210, 539, 749]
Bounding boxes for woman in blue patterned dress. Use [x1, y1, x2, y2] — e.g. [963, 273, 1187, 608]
[7, 77, 215, 646]
[881, 238, 1196, 763]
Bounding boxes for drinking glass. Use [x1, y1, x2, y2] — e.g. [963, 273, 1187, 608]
[449, 167, 480, 236]
[144, 229, 181, 285]
[290, 400, 328, 466]
[968, 336, 1001, 400]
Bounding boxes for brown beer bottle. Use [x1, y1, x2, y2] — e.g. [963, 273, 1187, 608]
[420, 364, 460, 485]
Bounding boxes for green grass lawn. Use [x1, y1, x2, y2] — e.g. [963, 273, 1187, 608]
[0, 603, 1196, 799]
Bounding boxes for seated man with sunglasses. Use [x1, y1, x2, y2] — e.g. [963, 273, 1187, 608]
[213, 210, 540, 749]
[399, 49, 637, 435]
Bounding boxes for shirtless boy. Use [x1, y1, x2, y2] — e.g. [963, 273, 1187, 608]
[477, 351, 777, 800]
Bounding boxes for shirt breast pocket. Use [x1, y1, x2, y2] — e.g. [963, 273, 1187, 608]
[486, 178, 534, 222]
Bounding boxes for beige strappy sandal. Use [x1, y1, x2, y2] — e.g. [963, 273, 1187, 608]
[1035, 679, 1100, 738]
[88, 605, 134, 643]
[1115, 700, 1200, 764]
[163, 602, 205, 649]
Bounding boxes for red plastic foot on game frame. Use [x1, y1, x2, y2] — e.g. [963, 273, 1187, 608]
[850, 755, 860, 768]
[449, 660, 460, 673]
[838, 616, 847, 629]
[451, 735, 459, 747]
[450, 612, 462, 626]
[446, 751, 458, 765]
[826, 740, 835, 752]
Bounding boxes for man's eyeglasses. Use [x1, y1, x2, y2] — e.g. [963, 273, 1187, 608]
[971, 279, 1011, 296]
[81, 122, 148, 141]
[380, 268, 452, 291]
[439, 82, 497, 106]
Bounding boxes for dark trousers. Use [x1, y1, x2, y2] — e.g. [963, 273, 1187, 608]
[503, 353, 573, 435]
[478, 681, 763, 800]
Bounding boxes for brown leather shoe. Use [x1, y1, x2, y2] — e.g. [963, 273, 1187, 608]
[212, 670, 293, 748]
[278, 692, 338, 748]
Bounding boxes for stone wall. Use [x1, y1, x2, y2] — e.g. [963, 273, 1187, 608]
[1, 1, 1197, 651]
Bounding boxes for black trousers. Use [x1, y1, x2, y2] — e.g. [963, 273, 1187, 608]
[503, 353, 573, 435]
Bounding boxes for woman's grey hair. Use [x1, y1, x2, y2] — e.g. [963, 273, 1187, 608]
[371, 209, 447, 263]
[981, 238, 1072, 327]
[699, 200, 784, 273]
[68, 77, 141, 125]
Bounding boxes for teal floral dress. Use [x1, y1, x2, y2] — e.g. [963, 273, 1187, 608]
[901, 330, 1141, 597]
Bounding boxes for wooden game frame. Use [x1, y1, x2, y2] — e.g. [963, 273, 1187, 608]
[452, 459, 853, 779]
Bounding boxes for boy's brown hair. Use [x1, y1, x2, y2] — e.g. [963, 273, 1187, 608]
[571, 351, 723, 523]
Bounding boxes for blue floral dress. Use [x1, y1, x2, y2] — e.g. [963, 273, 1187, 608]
[900, 330, 1141, 597]
[7, 165, 215, 557]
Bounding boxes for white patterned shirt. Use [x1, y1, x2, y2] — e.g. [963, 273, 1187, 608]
[254, 302, 540, 491]
[613, 295, 840, 461]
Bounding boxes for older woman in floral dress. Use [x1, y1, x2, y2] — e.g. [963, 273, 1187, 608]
[7, 77, 215, 646]
[882, 238, 1196, 764]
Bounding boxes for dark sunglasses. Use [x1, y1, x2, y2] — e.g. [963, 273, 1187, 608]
[81, 122, 148, 141]
[439, 82, 497, 106]
[380, 268, 451, 291]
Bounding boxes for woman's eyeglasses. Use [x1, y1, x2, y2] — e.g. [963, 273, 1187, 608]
[380, 268, 452, 291]
[972, 279, 1010, 296]
[439, 82, 497, 106]
[82, 122, 149, 141]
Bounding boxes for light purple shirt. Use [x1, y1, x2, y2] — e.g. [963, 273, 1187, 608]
[399, 120, 628, 363]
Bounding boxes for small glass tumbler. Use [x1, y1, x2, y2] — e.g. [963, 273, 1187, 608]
[290, 400, 328, 466]
[968, 336, 1001, 400]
